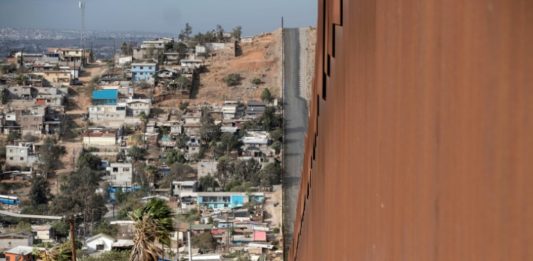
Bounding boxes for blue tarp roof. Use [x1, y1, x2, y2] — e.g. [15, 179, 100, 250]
[92, 89, 118, 100]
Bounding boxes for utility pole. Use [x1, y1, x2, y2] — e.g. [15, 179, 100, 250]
[187, 230, 192, 261]
[69, 217, 77, 261]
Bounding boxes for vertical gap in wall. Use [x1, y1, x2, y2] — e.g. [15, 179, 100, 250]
[331, 24, 336, 58]
[322, 72, 328, 100]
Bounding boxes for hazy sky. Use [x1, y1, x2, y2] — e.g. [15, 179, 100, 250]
[0, 0, 317, 35]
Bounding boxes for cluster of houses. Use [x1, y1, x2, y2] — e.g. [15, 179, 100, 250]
[87, 99, 273, 195]
[0, 79, 69, 173]
[0, 33, 283, 260]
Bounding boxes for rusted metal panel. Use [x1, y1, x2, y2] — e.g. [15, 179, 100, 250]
[290, 0, 533, 260]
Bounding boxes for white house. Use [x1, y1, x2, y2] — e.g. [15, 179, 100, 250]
[172, 180, 197, 197]
[6, 143, 39, 168]
[88, 104, 127, 126]
[31, 225, 53, 242]
[242, 131, 270, 147]
[222, 101, 244, 120]
[107, 162, 133, 186]
[117, 56, 133, 66]
[85, 233, 115, 252]
[126, 98, 151, 117]
[83, 128, 117, 147]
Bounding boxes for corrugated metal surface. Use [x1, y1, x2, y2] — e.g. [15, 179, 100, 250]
[289, 0, 533, 260]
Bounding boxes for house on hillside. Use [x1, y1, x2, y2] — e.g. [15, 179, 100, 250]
[92, 89, 118, 105]
[196, 192, 265, 210]
[83, 128, 118, 147]
[222, 101, 244, 120]
[31, 225, 54, 243]
[131, 63, 158, 84]
[172, 181, 197, 197]
[4, 246, 36, 261]
[6, 142, 39, 169]
[126, 98, 151, 117]
[107, 162, 133, 187]
[246, 100, 266, 118]
[85, 233, 115, 252]
[0, 233, 33, 251]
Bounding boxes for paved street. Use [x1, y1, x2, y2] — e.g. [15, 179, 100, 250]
[282, 28, 309, 256]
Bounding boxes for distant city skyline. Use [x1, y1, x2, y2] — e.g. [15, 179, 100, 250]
[0, 0, 317, 36]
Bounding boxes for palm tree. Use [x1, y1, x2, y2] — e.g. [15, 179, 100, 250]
[129, 199, 174, 261]
[35, 243, 73, 261]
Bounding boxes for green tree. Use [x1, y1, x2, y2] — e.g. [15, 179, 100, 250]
[93, 221, 118, 237]
[121, 42, 129, 55]
[129, 199, 174, 261]
[174, 42, 188, 56]
[261, 88, 273, 103]
[251, 78, 262, 85]
[7, 131, 20, 142]
[215, 24, 225, 41]
[259, 161, 282, 188]
[138, 111, 148, 126]
[158, 163, 195, 188]
[77, 149, 101, 170]
[192, 231, 216, 251]
[174, 75, 191, 91]
[1, 88, 10, 104]
[29, 175, 50, 207]
[165, 149, 186, 165]
[144, 165, 159, 186]
[36, 242, 73, 261]
[52, 153, 107, 237]
[232, 26, 243, 40]
[234, 158, 261, 184]
[216, 156, 234, 189]
[198, 175, 219, 192]
[179, 23, 193, 41]
[223, 73, 242, 87]
[128, 146, 147, 161]
[39, 137, 66, 176]
[260, 106, 282, 131]
[200, 107, 221, 144]
[219, 133, 241, 154]
[179, 101, 189, 112]
[270, 128, 283, 142]
[272, 140, 282, 155]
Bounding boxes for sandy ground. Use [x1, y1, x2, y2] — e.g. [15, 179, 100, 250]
[190, 29, 282, 104]
[264, 185, 283, 229]
[49, 63, 108, 195]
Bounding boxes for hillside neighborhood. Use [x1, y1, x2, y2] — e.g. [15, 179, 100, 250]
[0, 24, 285, 261]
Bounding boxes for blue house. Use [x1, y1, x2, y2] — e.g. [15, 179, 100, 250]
[196, 192, 265, 210]
[108, 185, 141, 201]
[92, 89, 118, 105]
[0, 195, 20, 206]
[131, 63, 158, 83]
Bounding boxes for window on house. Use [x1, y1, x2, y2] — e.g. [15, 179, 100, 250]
[113, 167, 118, 172]
[20, 157, 24, 161]
[9, 157, 13, 160]
[140, 66, 144, 70]
[123, 167, 130, 172]
[96, 244, 104, 251]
